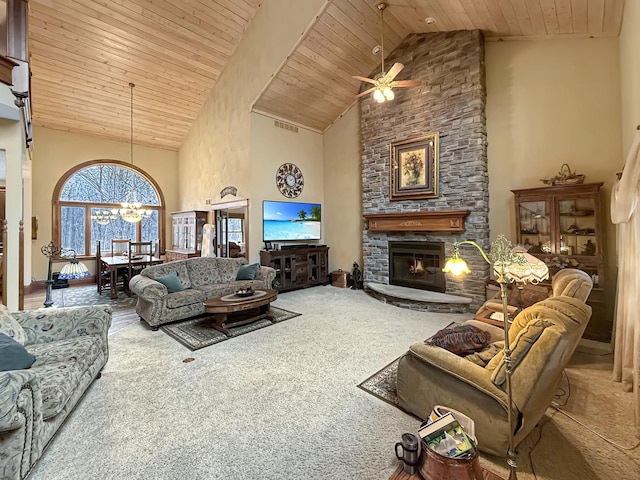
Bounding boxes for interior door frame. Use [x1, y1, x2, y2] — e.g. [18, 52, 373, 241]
[210, 198, 249, 260]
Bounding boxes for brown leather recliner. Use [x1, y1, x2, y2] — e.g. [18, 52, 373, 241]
[396, 268, 593, 456]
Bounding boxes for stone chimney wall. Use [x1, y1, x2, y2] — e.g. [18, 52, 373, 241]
[360, 30, 489, 308]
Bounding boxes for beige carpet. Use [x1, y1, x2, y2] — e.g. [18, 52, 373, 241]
[25, 286, 640, 479]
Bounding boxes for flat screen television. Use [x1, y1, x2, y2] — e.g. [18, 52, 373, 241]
[263, 200, 321, 241]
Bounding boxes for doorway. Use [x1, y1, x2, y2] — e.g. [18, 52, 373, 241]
[211, 199, 249, 259]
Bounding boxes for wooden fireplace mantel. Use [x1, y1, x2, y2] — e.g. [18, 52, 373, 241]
[363, 210, 471, 232]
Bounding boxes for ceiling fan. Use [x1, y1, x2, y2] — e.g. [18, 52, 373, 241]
[353, 2, 421, 103]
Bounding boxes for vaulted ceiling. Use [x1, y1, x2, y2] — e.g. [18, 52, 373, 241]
[28, 0, 626, 151]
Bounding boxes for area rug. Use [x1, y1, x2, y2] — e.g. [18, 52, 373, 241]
[357, 355, 406, 411]
[51, 284, 137, 311]
[160, 306, 301, 351]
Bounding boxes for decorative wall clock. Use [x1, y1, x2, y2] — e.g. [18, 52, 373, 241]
[276, 163, 304, 198]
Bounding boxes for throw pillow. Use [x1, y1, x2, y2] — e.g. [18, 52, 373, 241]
[0, 332, 36, 371]
[236, 263, 259, 281]
[0, 303, 27, 345]
[426, 324, 491, 356]
[155, 271, 186, 294]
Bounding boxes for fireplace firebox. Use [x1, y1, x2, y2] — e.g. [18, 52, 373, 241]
[389, 241, 445, 293]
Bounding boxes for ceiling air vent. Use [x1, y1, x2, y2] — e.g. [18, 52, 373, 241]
[274, 120, 298, 134]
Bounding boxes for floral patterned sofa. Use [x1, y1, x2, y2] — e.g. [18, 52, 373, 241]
[0, 305, 111, 480]
[128, 257, 276, 329]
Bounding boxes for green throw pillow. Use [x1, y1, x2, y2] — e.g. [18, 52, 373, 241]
[236, 263, 259, 281]
[0, 332, 36, 371]
[155, 271, 186, 293]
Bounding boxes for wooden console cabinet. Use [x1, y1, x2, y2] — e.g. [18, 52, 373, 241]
[512, 182, 612, 342]
[260, 246, 329, 292]
[167, 210, 208, 261]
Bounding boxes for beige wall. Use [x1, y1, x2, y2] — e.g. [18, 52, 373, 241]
[486, 38, 621, 260]
[31, 126, 179, 280]
[620, 0, 640, 153]
[323, 105, 362, 272]
[177, 0, 326, 216]
[249, 113, 324, 263]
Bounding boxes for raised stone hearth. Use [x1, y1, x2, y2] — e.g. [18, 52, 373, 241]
[366, 283, 471, 314]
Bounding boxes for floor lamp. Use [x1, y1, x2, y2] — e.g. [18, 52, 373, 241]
[41, 242, 90, 308]
[442, 235, 549, 480]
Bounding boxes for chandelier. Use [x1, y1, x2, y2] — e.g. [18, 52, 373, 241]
[113, 82, 152, 224]
[116, 189, 152, 223]
[91, 209, 117, 225]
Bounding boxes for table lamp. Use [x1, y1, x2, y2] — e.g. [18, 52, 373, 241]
[41, 242, 90, 308]
[442, 234, 549, 480]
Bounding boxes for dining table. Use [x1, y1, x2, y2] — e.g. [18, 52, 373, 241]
[100, 255, 163, 299]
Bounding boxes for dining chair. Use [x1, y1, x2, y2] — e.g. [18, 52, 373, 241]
[111, 238, 131, 258]
[153, 240, 163, 262]
[96, 241, 111, 295]
[126, 241, 153, 294]
[108, 239, 131, 294]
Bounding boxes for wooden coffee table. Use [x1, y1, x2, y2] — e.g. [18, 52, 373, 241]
[203, 289, 278, 335]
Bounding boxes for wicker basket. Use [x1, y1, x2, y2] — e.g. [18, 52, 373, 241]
[541, 163, 585, 186]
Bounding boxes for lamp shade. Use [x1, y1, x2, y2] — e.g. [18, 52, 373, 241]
[504, 248, 549, 285]
[58, 259, 90, 280]
[442, 256, 471, 276]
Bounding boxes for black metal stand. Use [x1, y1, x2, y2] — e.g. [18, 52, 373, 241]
[44, 278, 54, 308]
[41, 241, 61, 308]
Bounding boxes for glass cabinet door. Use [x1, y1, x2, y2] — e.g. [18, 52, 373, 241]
[518, 200, 550, 254]
[557, 197, 597, 257]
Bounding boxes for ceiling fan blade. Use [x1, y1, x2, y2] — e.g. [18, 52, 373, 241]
[386, 63, 404, 81]
[394, 80, 422, 88]
[352, 75, 376, 85]
[356, 87, 377, 98]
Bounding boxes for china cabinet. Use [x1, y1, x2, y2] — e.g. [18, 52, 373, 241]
[512, 182, 612, 342]
[166, 210, 208, 262]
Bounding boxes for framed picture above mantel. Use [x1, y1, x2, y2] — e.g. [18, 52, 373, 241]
[390, 132, 439, 201]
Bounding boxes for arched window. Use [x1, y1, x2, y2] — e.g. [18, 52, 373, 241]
[53, 160, 165, 256]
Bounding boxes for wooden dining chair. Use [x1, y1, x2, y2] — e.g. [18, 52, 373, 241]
[96, 241, 112, 295]
[126, 241, 153, 295]
[111, 238, 131, 258]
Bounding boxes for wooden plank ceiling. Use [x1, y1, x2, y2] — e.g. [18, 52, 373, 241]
[28, 0, 625, 150]
[28, 0, 261, 151]
[253, 0, 626, 133]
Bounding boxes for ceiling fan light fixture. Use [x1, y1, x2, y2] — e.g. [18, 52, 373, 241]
[383, 86, 394, 100]
[373, 88, 386, 103]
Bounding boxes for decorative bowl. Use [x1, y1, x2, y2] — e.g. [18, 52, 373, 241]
[235, 287, 255, 297]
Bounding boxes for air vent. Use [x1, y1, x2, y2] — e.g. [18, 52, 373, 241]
[274, 120, 298, 133]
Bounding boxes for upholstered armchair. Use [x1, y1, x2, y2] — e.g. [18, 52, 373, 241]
[396, 268, 593, 456]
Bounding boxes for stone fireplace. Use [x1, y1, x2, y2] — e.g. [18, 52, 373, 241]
[389, 241, 445, 292]
[360, 30, 490, 310]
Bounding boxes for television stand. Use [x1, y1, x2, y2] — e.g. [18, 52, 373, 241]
[281, 244, 318, 250]
[260, 245, 330, 292]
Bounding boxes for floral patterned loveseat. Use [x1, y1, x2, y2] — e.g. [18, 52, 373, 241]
[128, 257, 276, 329]
[0, 305, 111, 480]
